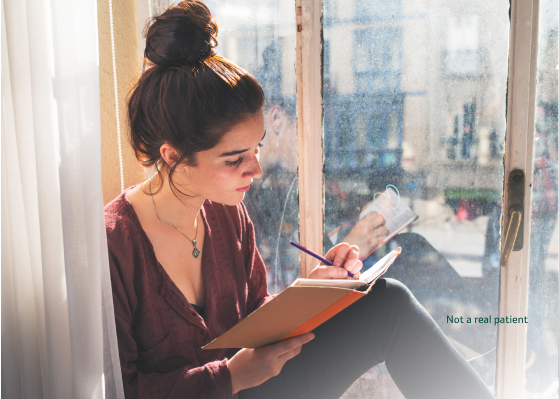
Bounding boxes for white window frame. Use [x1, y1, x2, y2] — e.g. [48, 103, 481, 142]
[495, 0, 541, 397]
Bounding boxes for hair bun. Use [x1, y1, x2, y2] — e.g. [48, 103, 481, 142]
[144, 1, 218, 68]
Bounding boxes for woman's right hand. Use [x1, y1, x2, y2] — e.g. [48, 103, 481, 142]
[228, 333, 315, 394]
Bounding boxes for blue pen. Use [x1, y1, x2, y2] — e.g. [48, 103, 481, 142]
[289, 240, 357, 279]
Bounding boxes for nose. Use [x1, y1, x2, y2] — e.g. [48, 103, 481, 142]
[242, 153, 263, 180]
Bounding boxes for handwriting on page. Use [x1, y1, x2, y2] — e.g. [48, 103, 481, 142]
[373, 185, 400, 210]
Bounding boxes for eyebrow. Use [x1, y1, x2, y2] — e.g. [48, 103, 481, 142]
[218, 130, 267, 157]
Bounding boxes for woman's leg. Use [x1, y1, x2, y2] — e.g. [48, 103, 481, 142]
[239, 278, 494, 399]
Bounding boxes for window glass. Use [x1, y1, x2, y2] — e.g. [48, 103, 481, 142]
[324, 0, 509, 395]
[207, 0, 299, 294]
[526, 0, 558, 393]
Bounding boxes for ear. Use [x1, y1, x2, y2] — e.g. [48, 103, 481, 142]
[160, 144, 181, 169]
[267, 105, 285, 134]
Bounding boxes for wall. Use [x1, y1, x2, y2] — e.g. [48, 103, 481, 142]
[98, 0, 145, 205]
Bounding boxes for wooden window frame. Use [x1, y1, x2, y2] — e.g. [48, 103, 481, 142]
[295, 0, 325, 278]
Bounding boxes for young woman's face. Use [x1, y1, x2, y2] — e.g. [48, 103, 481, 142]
[182, 110, 265, 206]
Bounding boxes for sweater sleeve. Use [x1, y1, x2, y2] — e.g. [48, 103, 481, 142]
[107, 218, 234, 399]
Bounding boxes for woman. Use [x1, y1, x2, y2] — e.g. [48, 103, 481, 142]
[105, 1, 495, 398]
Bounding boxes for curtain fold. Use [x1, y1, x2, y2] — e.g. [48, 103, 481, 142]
[1, 0, 124, 398]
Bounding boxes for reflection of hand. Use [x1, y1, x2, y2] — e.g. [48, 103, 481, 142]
[307, 243, 363, 279]
[342, 212, 387, 260]
[228, 333, 315, 394]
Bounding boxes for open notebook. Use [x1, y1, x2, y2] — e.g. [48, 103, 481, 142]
[291, 248, 401, 290]
[203, 248, 401, 349]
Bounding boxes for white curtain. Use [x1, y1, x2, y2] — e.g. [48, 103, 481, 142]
[1, 0, 124, 398]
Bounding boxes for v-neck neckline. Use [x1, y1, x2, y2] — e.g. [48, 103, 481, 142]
[122, 187, 212, 327]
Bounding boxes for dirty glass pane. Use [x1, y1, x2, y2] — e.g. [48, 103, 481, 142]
[526, 0, 558, 394]
[207, 0, 299, 294]
[323, 0, 509, 396]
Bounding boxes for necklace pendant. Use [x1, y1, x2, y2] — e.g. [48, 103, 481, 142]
[192, 241, 200, 258]
[192, 247, 200, 258]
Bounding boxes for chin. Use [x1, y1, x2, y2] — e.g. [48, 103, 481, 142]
[231, 192, 246, 206]
[210, 192, 245, 207]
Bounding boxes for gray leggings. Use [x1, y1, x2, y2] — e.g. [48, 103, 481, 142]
[239, 278, 495, 399]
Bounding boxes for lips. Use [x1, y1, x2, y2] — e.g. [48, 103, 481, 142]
[236, 185, 251, 192]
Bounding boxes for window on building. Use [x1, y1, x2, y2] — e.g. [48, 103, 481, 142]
[356, 0, 400, 18]
[447, 103, 477, 161]
[445, 15, 482, 75]
[354, 28, 401, 93]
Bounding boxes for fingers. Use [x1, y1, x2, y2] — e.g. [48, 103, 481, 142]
[327, 242, 351, 267]
[370, 212, 386, 228]
[356, 213, 388, 254]
[359, 212, 386, 229]
[343, 245, 362, 275]
[276, 345, 302, 365]
[310, 265, 349, 279]
[376, 225, 388, 240]
[271, 334, 314, 358]
[324, 243, 363, 276]
[275, 334, 314, 365]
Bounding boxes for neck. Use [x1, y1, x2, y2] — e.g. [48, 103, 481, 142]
[147, 174, 205, 234]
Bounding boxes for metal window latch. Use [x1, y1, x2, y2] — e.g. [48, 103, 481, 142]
[499, 170, 525, 266]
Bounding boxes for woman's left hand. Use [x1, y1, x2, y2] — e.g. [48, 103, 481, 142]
[307, 243, 363, 279]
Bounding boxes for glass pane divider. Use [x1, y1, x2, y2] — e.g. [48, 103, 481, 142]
[295, 0, 325, 278]
[496, 0, 541, 396]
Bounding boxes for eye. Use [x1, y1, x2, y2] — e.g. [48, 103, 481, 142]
[225, 156, 244, 167]
[258, 142, 264, 148]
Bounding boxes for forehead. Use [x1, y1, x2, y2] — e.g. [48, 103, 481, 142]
[214, 111, 265, 148]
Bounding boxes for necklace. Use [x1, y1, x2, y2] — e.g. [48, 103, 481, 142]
[149, 179, 201, 258]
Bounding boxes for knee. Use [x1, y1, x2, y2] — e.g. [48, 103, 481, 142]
[376, 278, 416, 307]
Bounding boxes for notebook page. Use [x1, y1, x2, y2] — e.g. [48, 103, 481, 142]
[359, 250, 399, 284]
[291, 278, 366, 290]
[291, 248, 401, 289]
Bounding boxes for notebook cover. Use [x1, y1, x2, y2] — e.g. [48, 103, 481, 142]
[202, 284, 373, 349]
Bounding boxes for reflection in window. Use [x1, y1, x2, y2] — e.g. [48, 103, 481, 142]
[325, 0, 509, 396]
[204, 0, 299, 294]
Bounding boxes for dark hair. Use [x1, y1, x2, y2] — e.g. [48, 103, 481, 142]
[128, 0, 265, 194]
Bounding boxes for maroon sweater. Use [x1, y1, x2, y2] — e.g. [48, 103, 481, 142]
[105, 190, 273, 399]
